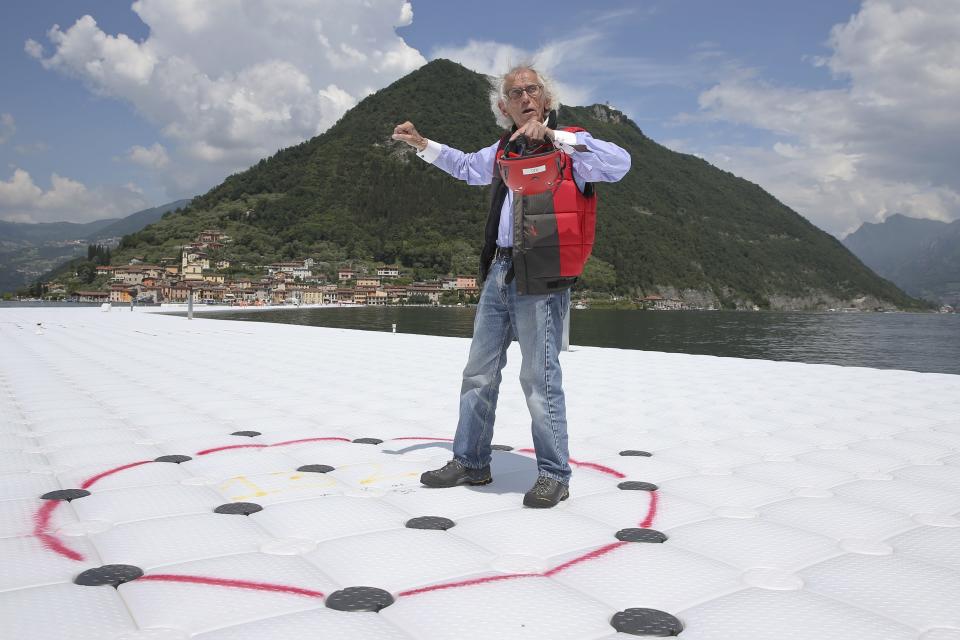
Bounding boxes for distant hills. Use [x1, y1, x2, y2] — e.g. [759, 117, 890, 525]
[0, 218, 119, 245]
[0, 199, 190, 293]
[49, 59, 930, 310]
[843, 213, 960, 306]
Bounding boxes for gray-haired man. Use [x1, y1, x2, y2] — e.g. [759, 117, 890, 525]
[393, 65, 630, 507]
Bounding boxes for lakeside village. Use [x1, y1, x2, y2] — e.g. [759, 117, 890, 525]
[18, 228, 711, 311]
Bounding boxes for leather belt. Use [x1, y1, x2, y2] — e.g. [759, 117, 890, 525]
[494, 246, 513, 260]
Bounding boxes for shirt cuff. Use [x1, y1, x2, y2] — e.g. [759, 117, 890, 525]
[416, 139, 442, 163]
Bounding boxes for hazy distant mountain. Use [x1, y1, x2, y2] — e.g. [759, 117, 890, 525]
[0, 198, 191, 293]
[88, 199, 192, 240]
[843, 213, 960, 305]
[0, 218, 119, 245]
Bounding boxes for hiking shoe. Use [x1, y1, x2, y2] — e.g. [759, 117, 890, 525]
[420, 460, 492, 488]
[523, 476, 569, 508]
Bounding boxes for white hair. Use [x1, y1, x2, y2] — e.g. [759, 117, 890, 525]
[488, 63, 561, 130]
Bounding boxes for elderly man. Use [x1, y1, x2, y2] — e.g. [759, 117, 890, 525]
[392, 64, 630, 507]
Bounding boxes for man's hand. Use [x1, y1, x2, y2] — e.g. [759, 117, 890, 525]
[392, 121, 427, 152]
[509, 120, 554, 144]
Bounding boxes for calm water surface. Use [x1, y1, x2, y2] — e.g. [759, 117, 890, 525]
[190, 307, 960, 376]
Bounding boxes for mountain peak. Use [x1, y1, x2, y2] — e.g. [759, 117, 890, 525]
[112, 61, 925, 311]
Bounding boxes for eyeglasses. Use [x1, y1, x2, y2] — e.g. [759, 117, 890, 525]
[505, 84, 543, 101]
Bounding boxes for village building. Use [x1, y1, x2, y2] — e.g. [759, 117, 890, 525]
[408, 283, 442, 304]
[377, 266, 400, 278]
[74, 290, 110, 303]
[301, 288, 325, 305]
[181, 264, 203, 281]
[267, 262, 312, 280]
[198, 230, 225, 244]
[455, 276, 478, 290]
[384, 286, 408, 304]
[355, 276, 381, 287]
[641, 294, 686, 311]
[366, 290, 388, 306]
[109, 285, 134, 303]
[115, 269, 146, 286]
[161, 284, 191, 302]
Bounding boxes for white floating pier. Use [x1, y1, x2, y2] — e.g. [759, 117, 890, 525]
[1, 307, 959, 639]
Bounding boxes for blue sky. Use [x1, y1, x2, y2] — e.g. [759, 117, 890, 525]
[1, 1, 956, 237]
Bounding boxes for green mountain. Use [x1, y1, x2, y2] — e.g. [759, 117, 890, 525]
[112, 58, 927, 310]
[843, 214, 960, 305]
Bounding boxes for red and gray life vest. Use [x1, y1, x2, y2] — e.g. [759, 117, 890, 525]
[480, 125, 598, 295]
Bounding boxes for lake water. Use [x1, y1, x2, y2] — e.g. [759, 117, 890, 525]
[187, 306, 960, 376]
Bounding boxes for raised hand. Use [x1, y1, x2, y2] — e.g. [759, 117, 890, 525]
[392, 121, 427, 151]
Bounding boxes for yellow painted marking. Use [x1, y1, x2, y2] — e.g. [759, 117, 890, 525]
[219, 473, 336, 500]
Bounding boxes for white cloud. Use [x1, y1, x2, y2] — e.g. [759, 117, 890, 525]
[23, 39, 43, 59]
[430, 3, 730, 114]
[0, 113, 15, 144]
[0, 169, 42, 208]
[28, 0, 426, 194]
[691, 0, 960, 235]
[127, 143, 169, 168]
[0, 168, 148, 224]
[430, 29, 706, 112]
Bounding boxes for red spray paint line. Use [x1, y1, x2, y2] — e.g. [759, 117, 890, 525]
[398, 572, 538, 597]
[639, 490, 659, 529]
[138, 574, 324, 598]
[196, 443, 267, 456]
[269, 437, 352, 447]
[568, 458, 626, 479]
[400, 541, 629, 598]
[81, 460, 153, 490]
[543, 541, 627, 577]
[196, 436, 354, 456]
[515, 448, 626, 479]
[32, 434, 659, 596]
[32, 500, 84, 561]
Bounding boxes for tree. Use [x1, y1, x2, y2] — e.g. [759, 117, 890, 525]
[76, 262, 97, 284]
[577, 256, 617, 292]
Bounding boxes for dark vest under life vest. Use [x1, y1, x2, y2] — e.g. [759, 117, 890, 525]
[480, 126, 597, 295]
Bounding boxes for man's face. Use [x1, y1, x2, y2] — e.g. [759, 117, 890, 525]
[500, 70, 548, 127]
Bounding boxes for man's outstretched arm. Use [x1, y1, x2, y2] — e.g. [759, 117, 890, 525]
[392, 121, 497, 186]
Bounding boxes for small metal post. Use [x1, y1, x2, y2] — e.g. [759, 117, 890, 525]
[187, 287, 194, 320]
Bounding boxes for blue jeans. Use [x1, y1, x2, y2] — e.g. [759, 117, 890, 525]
[453, 256, 572, 484]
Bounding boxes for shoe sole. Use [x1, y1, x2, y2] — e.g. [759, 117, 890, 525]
[420, 475, 493, 488]
[523, 491, 569, 508]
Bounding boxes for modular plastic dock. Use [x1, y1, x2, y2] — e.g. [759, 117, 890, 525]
[2, 307, 959, 638]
